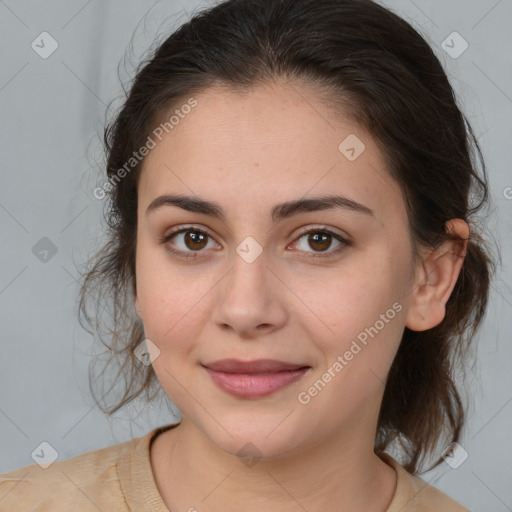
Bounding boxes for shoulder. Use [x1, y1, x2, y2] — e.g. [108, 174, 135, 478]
[0, 435, 137, 512]
[380, 452, 471, 512]
[409, 473, 471, 511]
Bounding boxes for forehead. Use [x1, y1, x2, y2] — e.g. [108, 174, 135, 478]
[138, 81, 404, 222]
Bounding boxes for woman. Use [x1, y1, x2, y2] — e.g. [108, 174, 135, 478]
[0, 0, 496, 510]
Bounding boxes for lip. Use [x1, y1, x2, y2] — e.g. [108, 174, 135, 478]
[202, 359, 311, 398]
[203, 358, 308, 373]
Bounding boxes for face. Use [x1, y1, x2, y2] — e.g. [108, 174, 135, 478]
[134, 80, 418, 460]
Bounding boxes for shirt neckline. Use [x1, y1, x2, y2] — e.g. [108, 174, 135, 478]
[117, 421, 181, 511]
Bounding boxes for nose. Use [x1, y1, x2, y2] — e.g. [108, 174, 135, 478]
[211, 249, 288, 339]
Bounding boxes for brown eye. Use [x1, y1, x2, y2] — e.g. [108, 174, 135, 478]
[293, 228, 350, 258]
[160, 227, 219, 259]
[307, 232, 333, 252]
[182, 230, 208, 251]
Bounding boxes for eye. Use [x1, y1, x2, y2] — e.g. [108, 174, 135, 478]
[290, 227, 350, 259]
[159, 226, 220, 259]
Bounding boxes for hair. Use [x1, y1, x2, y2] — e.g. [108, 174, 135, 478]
[78, 0, 498, 475]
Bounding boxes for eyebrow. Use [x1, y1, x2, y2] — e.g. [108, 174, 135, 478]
[145, 193, 375, 222]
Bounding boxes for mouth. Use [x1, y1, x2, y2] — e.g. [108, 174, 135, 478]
[201, 359, 311, 398]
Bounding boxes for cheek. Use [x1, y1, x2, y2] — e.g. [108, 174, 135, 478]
[291, 259, 397, 336]
[135, 241, 209, 337]
[297, 288, 405, 423]
[291, 255, 406, 381]
[137, 282, 208, 351]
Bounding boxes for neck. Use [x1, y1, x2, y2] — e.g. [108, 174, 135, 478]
[151, 411, 397, 511]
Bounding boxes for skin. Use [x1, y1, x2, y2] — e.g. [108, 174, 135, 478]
[134, 79, 469, 512]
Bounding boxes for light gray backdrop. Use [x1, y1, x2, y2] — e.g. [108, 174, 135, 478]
[1, 1, 511, 511]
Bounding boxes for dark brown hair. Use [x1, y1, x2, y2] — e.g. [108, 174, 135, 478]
[78, 0, 498, 474]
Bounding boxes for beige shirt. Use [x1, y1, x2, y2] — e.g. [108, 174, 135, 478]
[0, 421, 470, 511]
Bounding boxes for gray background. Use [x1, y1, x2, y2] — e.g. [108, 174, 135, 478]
[1, 0, 511, 510]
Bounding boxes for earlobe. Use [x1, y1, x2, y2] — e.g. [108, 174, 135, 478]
[405, 219, 469, 332]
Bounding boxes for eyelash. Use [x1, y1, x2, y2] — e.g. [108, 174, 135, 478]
[159, 225, 351, 260]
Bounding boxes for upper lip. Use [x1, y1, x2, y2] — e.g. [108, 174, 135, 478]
[202, 359, 310, 374]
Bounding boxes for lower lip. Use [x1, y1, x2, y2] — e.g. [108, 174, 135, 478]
[204, 367, 310, 398]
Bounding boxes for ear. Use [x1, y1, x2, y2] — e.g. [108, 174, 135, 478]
[405, 219, 469, 332]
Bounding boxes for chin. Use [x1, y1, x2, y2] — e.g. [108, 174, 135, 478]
[201, 415, 307, 463]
